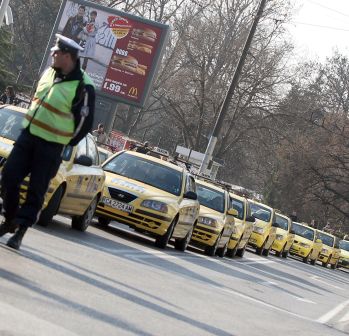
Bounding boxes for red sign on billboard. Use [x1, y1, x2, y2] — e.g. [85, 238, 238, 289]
[102, 16, 163, 104]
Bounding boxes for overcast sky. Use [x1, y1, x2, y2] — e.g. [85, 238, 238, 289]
[286, 0, 349, 61]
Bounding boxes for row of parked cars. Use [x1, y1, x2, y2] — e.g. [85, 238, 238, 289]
[0, 105, 348, 270]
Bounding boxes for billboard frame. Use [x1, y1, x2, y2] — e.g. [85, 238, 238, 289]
[39, 0, 170, 108]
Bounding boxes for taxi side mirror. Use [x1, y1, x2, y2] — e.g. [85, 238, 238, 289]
[316, 239, 322, 244]
[246, 215, 256, 223]
[184, 191, 198, 200]
[74, 155, 93, 167]
[227, 208, 238, 216]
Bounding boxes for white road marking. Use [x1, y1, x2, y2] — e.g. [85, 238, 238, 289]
[339, 310, 349, 323]
[317, 300, 349, 324]
[310, 276, 344, 290]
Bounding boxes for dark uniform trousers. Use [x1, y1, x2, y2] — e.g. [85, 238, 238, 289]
[1, 128, 64, 228]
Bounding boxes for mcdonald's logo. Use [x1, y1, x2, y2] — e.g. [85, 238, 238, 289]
[128, 86, 138, 96]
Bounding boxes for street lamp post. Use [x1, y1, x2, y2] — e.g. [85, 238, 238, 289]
[199, 0, 268, 174]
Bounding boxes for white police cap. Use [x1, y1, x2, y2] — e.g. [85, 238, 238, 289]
[51, 33, 84, 53]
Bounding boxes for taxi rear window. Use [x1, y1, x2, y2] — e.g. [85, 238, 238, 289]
[103, 152, 182, 196]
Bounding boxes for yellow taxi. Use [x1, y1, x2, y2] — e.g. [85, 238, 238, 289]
[0, 105, 105, 231]
[191, 179, 238, 257]
[247, 200, 277, 256]
[316, 230, 340, 269]
[271, 212, 294, 258]
[226, 193, 254, 258]
[95, 150, 200, 250]
[97, 146, 113, 163]
[289, 222, 322, 264]
[338, 239, 349, 269]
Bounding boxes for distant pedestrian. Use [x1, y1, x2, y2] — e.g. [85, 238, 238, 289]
[135, 141, 150, 154]
[92, 123, 107, 144]
[0, 86, 18, 105]
[0, 34, 95, 250]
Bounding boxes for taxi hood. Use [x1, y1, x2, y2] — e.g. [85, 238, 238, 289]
[105, 172, 180, 202]
[254, 218, 270, 228]
[276, 227, 288, 235]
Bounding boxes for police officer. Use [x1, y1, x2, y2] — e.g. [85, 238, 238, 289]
[0, 34, 95, 250]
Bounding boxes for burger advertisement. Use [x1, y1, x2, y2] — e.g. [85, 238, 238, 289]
[42, 0, 169, 107]
[103, 15, 163, 104]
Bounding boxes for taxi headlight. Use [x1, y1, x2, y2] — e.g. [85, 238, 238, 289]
[253, 226, 265, 234]
[276, 234, 284, 240]
[141, 200, 168, 213]
[299, 242, 311, 248]
[198, 216, 218, 228]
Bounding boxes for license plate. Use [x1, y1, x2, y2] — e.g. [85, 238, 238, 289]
[102, 196, 133, 213]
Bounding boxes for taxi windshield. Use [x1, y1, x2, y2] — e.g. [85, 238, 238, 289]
[339, 240, 349, 251]
[103, 152, 182, 196]
[317, 232, 334, 247]
[0, 107, 24, 141]
[249, 203, 271, 223]
[291, 223, 314, 241]
[196, 183, 225, 213]
[231, 197, 244, 220]
[273, 214, 289, 230]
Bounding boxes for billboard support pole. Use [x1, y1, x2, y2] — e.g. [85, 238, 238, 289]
[107, 103, 119, 135]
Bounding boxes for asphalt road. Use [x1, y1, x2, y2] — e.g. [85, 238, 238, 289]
[0, 215, 348, 336]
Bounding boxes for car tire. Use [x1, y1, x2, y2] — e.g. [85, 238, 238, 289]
[71, 196, 98, 232]
[98, 217, 111, 227]
[236, 244, 246, 257]
[174, 225, 194, 252]
[256, 240, 266, 256]
[155, 217, 177, 249]
[226, 245, 238, 258]
[322, 257, 330, 268]
[303, 252, 310, 263]
[330, 262, 338, 270]
[205, 233, 221, 256]
[216, 241, 228, 258]
[262, 246, 270, 256]
[276, 244, 286, 257]
[282, 249, 289, 258]
[310, 258, 316, 265]
[37, 185, 64, 227]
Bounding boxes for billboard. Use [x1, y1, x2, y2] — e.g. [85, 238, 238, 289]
[41, 0, 170, 107]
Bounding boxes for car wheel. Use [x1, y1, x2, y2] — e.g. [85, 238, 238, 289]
[236, 244, 246, 258]
[322, 257, 330, 268]
[303, 252, 310, 263]
[310, 258, 316, 265]
[71, 196, 98, 232]
[154, 217, 177, 249]
[37, 185, 64, 227]
[262, 246, 270, 256]
[256, 240, 266, 256]
[226, 245, 238, 258]
[98, 217, 111, 227]
[282, 249, 289, 258]
[205, 233, 221, 256]
[330, 262, 337, 270]
[216, 241, 228, 258]
[275, 244, 285, 257]
[174, 225, 194, 252]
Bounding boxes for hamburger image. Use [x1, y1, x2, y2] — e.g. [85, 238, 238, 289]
[127, 40, 153, 54]
[131, 28, 157, 43]
[111, 54, 147, 76]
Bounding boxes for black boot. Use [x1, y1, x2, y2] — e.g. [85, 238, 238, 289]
[7, 226, 28, 250]
[0, 220, 18, 237]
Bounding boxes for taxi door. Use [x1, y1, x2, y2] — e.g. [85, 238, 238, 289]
[331, 238, 341, 264]
[219, 192, 236, 247]
[265, 210, 277, 249]
[285, 218, 295, 251]
[311, 232, 323, 260]
[172, 174, 200, 239]
[239, 200, 254, 248]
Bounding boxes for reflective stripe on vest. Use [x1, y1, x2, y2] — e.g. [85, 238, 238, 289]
[23, 68, 94, 144]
